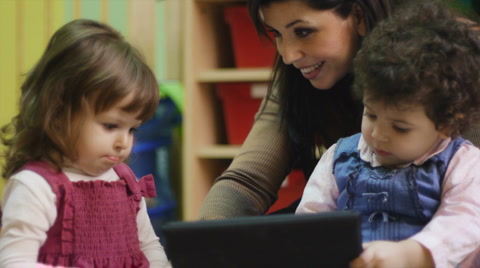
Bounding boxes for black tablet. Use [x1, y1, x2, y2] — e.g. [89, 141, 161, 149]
[161, 211, 362, 268]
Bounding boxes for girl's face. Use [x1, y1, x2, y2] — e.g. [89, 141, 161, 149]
[361, 97, 448, 168]
[261, 1, 366, 89]
[72, 92, 141, 176]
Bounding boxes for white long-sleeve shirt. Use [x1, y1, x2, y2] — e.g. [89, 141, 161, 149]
[0, 167, 171, 268]
[297, 136, 480, 268]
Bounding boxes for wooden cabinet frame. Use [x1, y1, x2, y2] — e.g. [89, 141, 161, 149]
[182, 0, 272, 220]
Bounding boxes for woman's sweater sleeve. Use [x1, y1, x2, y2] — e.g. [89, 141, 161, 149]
[463, 121, 480, 147]
[198, 88, 294, 220]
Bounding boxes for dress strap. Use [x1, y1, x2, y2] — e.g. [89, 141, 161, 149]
[113, 163, 157, 199]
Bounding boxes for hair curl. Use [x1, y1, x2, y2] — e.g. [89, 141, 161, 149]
[354, 1, 480, 137]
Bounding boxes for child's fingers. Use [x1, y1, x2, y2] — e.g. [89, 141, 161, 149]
[350, 243, 374, 268]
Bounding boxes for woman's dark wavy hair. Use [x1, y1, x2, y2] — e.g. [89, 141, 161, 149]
[247, 0, 400, 177]
[1, 19, 159, 178]
[354, 0, 480, 137]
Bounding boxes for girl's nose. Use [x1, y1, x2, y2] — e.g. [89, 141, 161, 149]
[114, 132, 130, 151]
[371, 126, 389, 143]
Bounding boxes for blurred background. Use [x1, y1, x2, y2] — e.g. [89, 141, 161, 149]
[0, 0, 183, 240]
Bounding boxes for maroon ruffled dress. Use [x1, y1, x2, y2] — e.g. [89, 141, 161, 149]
[21, 161, 156, 268]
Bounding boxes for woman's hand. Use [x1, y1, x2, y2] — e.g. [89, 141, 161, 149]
[350, 239, 434, 268]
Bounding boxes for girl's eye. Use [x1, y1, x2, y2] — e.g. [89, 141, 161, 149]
[103, 123, 117, 129]
[294, 28, 313, 38]
[393, 126, 410, 133]
[363, 112, 376, 120]
[129, 127, 138, 133]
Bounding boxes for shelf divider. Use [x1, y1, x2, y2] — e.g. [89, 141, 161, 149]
[198, 68, 272, 82]
[197, 144, 242, 159]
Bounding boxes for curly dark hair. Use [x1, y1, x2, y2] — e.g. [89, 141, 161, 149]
[1, 19, 159, 178]
[354, 0, 480, 137]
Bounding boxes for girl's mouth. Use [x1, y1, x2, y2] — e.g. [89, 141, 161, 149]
[375, 149, 392, 157]
[105, 155, 120, 163]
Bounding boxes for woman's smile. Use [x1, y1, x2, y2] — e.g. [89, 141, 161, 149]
[298, 62, 323, 74]
[298, 61, 324, 79]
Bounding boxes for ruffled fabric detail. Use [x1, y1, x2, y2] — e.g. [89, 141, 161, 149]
[38, 252, 149, 268]
[137, 174, 157, 199]
[22, 162, 154, 268]
[60, 188, 75, 255]
[114, 163, 157, 206]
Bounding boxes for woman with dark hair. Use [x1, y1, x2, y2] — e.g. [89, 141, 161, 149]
[198, 0, 480, 220]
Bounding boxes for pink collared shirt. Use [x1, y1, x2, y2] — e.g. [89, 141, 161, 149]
[296, 135, 480, 268]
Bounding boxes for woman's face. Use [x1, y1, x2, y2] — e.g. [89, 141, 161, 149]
[261, 1, 366, 89]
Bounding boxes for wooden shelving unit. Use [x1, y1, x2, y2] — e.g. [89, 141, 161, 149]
[182, 0, 272, 220]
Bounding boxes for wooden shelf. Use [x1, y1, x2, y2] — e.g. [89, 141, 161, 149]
[195, 0, 246, 3]
[197, 144, 242, 158]
[182, 0, 273, 220]
[198, 68, 272, 83]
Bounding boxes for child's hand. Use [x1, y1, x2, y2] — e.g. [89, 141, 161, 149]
[350, 240, 434, 268]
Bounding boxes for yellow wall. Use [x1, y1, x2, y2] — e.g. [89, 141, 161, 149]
[0, 1, 18, 199]
[0, 0, 181, 199]
[0, 0, 63, 199]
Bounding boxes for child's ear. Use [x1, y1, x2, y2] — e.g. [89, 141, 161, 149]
[439, 113, 464, 139]
[438, 125, 452, 139]
[439, 132, 449, 139]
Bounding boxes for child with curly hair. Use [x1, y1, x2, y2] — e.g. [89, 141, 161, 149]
[296, 1, 480, 267]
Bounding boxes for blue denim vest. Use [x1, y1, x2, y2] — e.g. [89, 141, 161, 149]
[333, 133, 465, 242]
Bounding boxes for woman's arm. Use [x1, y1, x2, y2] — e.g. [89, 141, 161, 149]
[198, 89, 294, 219]
[463, 122, 480, 147]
